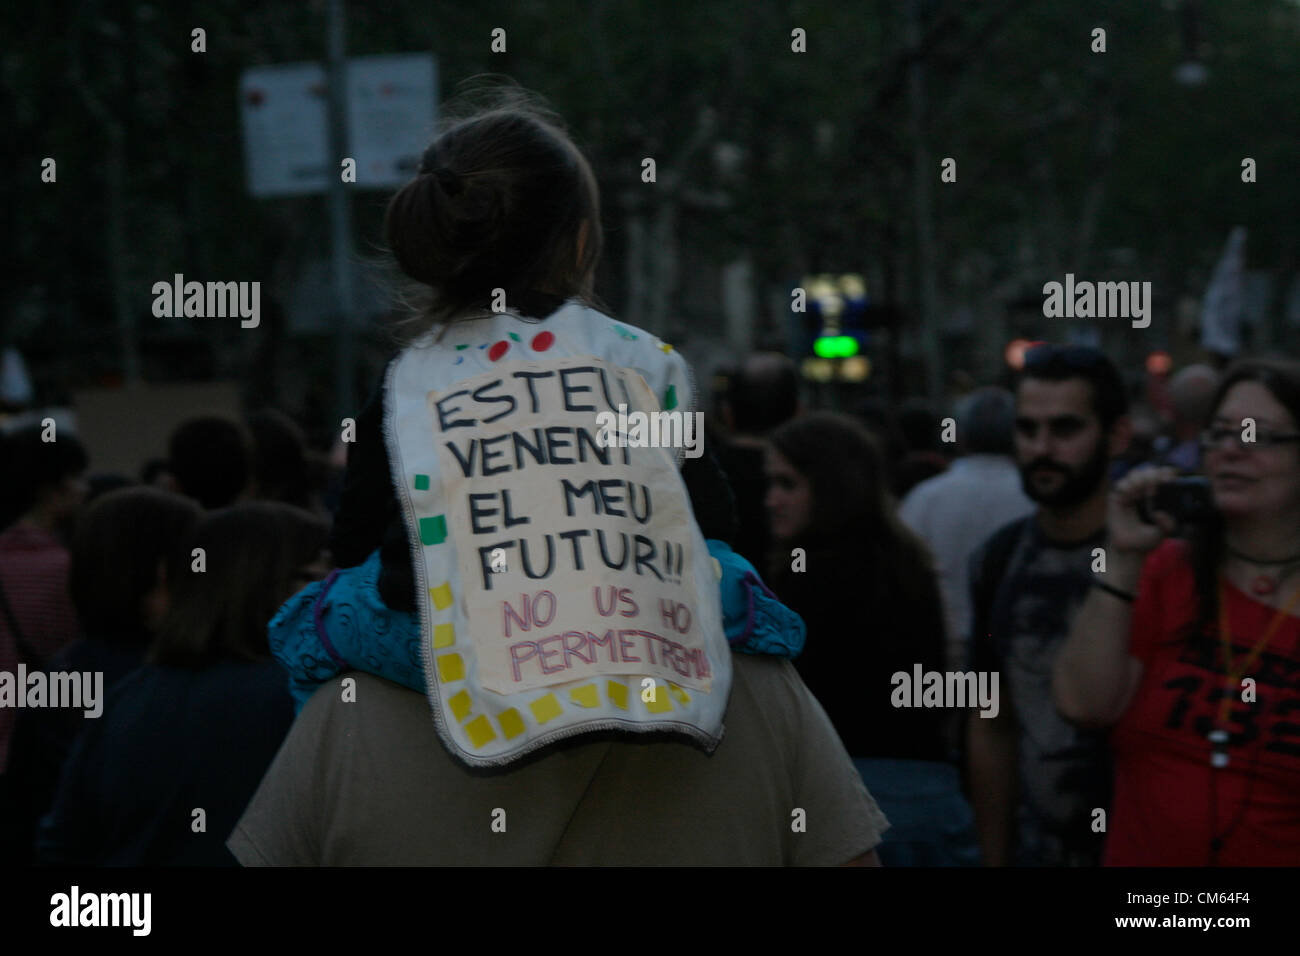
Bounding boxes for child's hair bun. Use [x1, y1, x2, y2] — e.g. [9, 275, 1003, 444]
[386, 168, 505, 288]
[381, 77, 604, 336]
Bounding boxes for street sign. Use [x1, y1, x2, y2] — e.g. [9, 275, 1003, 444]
[240, 53, 438, 198]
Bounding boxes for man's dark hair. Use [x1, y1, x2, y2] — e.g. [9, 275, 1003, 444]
[1016, 344, 1129, 429]
[167, 417, 252, 510]
[958, 387, 1017, 455]
[0, 425, 89, 527]
[70, 487, 201, 644]
[726, 352, 799, 435]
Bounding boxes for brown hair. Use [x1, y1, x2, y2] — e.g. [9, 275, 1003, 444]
[383, 78, 606, 342]
[150, 502, 328, 668]
[69, 487, 201, 645]
[767, 411, 939, 608]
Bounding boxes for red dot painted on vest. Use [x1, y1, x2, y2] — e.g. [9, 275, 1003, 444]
[531, 331, 555, 352]
[488, 341, 509, 362]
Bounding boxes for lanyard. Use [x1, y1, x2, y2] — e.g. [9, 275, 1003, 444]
[1215, 576, 1300, 727]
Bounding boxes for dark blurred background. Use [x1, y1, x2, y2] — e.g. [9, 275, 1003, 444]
[4, 0, 1299, 467]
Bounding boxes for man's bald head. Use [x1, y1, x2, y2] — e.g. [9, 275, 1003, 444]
[1168, 364, 1220, 431]
[725, 352, 800, 436]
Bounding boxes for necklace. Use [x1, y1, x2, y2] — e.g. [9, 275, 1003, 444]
[1206, 578, 1300, 864]
[1210, 577, 1300, 767]
[1225, 544, 1300, 597]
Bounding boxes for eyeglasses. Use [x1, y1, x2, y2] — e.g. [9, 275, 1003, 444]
[1200, 426, 1300, 451]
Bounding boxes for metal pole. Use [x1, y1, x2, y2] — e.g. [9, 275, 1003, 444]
[326, 0, 357, 426]
[908, 0, 943, 401]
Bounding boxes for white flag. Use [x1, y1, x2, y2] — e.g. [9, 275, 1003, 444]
[0, 348, 34, 406]
[1200, 227, 1246, 356]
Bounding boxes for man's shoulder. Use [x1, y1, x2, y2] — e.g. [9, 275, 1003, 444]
[727, 653, 827, 733]
[972, 513, 1036, 573]
[301, 672, 425, 722]
[297, 661, 817, 760]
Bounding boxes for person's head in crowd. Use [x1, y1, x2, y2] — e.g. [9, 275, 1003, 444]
[849, 397, 907, 487]
[1183, 357, 1300, 639]
[720, 352, 800, 438]
[384, 82, 605, 339]
[954, 386, 1016, 457]
[85, 473, 135, 506]
[897, 399, 946, 456]
[765, 411, 936, 600]
[1014, 344, 1131, 510]
[150, 502, 330, 668]
[887, 399, 952, 497]
[166, 416, 253, 510]
[69, 488, 201, 645]
[1168, 363, 1221, 441]
[247, 409, 312, 509]
[0, 425, 89, 534]
[140, 457, 173, 488]
[1201, 357, 1300, 524]
[1121, 401, 1163, 472]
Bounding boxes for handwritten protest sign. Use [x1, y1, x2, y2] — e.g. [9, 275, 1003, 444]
[429, 356, 711, 695]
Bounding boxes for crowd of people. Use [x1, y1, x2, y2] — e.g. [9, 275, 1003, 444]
[1, 88, 1297, 866]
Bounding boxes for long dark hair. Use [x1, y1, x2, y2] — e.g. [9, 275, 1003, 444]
[767, 411, 938, 608]
[383, 78, 607, 342]
[1185, 356, 1300, 650]
[150, 502, 328, 668]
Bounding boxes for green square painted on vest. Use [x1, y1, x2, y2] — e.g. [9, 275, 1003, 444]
[413, 473, 430, 491]
[663, 385, 678, 410]
[419, 515, 448, 546]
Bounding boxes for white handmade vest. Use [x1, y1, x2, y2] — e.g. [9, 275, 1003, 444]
[385, 300, 731, 767]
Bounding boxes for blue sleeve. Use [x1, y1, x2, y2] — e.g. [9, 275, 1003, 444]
[707, 539, 806, 659]
[268, 550, 425, 713]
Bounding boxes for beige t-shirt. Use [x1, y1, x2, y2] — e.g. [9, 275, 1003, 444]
[227, 654, 889, 865]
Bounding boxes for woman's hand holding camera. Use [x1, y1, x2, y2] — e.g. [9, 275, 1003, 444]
[1105, 465, 1180, 587]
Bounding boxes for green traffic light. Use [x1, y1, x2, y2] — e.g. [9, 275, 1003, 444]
[813, 335, 859, 359]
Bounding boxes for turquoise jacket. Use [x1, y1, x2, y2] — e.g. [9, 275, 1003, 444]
[269, 540, 805, 713]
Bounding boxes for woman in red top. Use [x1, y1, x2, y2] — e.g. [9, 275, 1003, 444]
[1055, 357, 1300, 866]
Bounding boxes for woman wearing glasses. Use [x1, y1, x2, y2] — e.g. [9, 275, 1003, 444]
[1054, 357, 1300, 865]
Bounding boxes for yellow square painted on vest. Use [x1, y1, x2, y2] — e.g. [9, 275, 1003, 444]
[448, 690, 472, 721]
[607, 680, 628, 710]
[530, 693, 562, 724]
[645, 686, 674, 713]
[569, 684, 599, 708]
[433, 622, 455, 648]
[430, 583, 454, 610]
[437, 653, 464, 683]
[465, 715, 496, 748]
[498, 708, 525, 739]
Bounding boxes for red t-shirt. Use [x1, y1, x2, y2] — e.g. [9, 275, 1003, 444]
[0, 523, 80, 770]
[1105, 540, 1300, 866]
